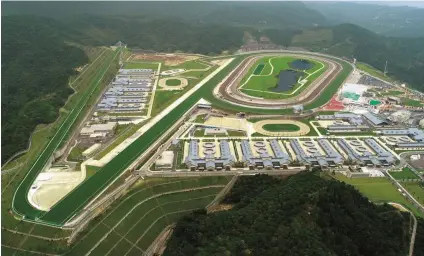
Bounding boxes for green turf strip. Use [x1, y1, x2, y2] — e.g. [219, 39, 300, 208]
[253, 63, 265, 75]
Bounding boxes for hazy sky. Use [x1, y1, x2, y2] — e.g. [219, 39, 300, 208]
[316, 1, 424, 8]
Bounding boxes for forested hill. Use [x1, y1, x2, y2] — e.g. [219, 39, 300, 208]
[2, 1, 327, 28]
[63, 16, 244, 54]
[163, 172, 423, 256]
[1, 16, 88, 163]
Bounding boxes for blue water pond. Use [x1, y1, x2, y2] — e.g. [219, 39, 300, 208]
[290, 59, 313, 70]
[271, 70, 303, 92]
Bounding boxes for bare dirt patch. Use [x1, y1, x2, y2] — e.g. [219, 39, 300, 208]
[131, 54, 199, 66]
[207, 204, 234, 213]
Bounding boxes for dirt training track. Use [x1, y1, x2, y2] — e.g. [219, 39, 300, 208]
[216, 53, 344, 109]
[253, 120, 310, 136]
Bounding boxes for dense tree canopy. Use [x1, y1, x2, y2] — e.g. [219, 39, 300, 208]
[164, 172, 421, 256]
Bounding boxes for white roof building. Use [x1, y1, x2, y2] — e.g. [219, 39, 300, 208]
[80, 122, 117, 135]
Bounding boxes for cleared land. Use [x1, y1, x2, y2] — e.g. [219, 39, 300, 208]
[162, 60, 210, 71]
[240, 56, 326, 99]
[335, 174, 423, 217]
[123, 62, 159, 70]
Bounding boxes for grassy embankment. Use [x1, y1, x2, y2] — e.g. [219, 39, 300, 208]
[3, 176, 231, 255]
[66, 176, 232, 256]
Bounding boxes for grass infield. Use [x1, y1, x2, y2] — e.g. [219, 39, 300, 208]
[262, 123, 301, 132]
[165, 79, 182, 86]
[240, 56, 326, 99]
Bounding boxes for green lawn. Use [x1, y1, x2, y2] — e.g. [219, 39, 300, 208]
[194, 114, 207, 123]
[166, 79, 182, 86]
[389, 167, 420, 180]
[401, 97, 424, 107]
[334, 174, 423, 217]
[123, 62, 159, 69]
[328, 131, 375, 136]
[401, 182, 424, 205]
[318, 127, 328, 135]
[240, 56, 326, 99]
[262, 123, 301, 132]
[151, 90, 183, 117]
[67, 144, 88, 162]
[381, 90, 404, 96]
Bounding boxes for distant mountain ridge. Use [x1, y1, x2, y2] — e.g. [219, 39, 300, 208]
[307, 2, 424, 37]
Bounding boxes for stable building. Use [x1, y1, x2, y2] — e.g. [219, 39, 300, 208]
[337, 138, 396, 166]
[289, 139, 343, 168]
[240, 140, 291, 170]
[184, 140, 235, 171]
